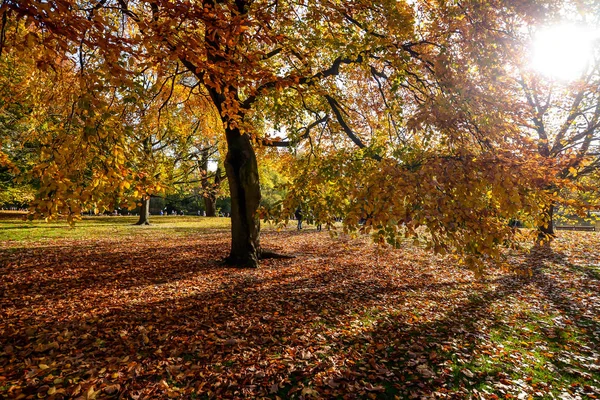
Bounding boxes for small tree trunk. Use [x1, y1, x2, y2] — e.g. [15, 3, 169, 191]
[224, 127, 261, 268]
[135, 197, 150, 225]
[203, 166, 222, 217]
[204, 195, 217, 217]
[537, 202, 555, 239]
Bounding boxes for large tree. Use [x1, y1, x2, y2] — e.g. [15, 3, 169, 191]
[2, 0, 557, 267]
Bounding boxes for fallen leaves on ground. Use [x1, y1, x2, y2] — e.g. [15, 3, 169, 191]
[0, 229, 599, 399]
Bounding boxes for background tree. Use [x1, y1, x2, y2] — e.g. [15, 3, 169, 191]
[517, 55, 600, 236]
[176, 135, 225, 217]
[118, 63, 219, 225]
[0, 22, 38, 209]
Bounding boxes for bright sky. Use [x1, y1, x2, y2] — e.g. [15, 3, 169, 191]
[531, 24, 600, 81]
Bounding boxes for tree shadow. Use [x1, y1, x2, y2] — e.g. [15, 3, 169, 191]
[1, 232, 597, 398]
[522, 242, 600, 345]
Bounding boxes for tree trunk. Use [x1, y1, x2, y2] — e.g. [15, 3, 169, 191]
[537, 202, 555, 239]
[199, 148, 215, 217]
[204, 195, 217, 217]
[223, 127, 261, 267]
[203, 166, 222, 217]
[202, 76, 260, 266]
[135, 197, 150, 225]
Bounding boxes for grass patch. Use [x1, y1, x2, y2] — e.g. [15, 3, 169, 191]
[439, 307, 600, 397]
[0, 214, 231, 242]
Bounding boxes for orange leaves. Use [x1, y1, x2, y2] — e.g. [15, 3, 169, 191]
[2, 223, 598, 398]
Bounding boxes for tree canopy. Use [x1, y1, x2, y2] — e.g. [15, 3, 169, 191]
[1, 0, 598, 269]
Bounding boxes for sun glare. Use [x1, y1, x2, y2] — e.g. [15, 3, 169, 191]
[531, 24, 599, 81]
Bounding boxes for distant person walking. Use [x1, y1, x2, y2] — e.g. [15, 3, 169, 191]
[295, 206, 303, 230]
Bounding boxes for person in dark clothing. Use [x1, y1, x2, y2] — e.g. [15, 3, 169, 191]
[294, 206, 303, 230]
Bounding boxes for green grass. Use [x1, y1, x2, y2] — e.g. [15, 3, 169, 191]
[440, 308, 600, 396]
[0, 214, 231, 242]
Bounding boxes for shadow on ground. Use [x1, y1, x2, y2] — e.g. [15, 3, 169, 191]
[1, 231, 598, 398]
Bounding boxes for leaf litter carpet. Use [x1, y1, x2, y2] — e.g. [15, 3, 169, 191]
[1, 230, 599, 399]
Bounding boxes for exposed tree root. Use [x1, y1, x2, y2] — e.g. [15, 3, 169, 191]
[260, 250, 296, 260]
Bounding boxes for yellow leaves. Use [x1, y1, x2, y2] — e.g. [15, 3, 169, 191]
[284, 148, 553, 266]
[0, 151, 16, 170]
[24, 32, 39, 49]
[86, 385, 100, 400]
[568, 166, 578, 177]
[120, 181, 131, 191]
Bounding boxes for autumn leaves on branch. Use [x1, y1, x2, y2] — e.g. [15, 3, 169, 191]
[1, 0, 599, 267]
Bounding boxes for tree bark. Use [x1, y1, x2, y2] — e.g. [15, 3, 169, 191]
[204, 195, 217, 217]
[203, 166, 221, 217]
[187, 0, 261, 267]
[537, 202, 555, 239]
[223, 127, 261, 267]
[135, 197, 150, 225]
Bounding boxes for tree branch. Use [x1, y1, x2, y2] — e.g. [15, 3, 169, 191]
[325, 95, 382, 161]
[259, 115, 329, 147]
[241, 54, 365, 109]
